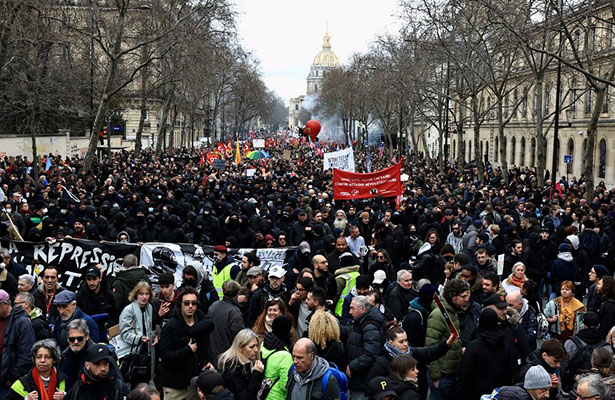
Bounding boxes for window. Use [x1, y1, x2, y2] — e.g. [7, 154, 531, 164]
[522, 89, 528, 118]
[603, 86, 609, 114]
[521, 137, 526, 166]
[511, 137, 516, 165]
[599, 138, 607, 178]
[567, 138, 574, 174]
[513, 89, 518, 119]
[586, 89, 593, 113]
[545, 83, 551, 114]
[570, 78, 576, 112]
[495, 137, 499, 162]
[531, 137, 536, 167]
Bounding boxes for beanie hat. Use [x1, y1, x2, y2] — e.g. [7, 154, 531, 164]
[356, 275, 371, 290]
[272, 315, 292, 346]
[418, 284, 437, 308]
[594, 264, 609, 279]
[338, 252, 357, 269]
[359, 211, 369, 219]
[479, 308, 499, 331]
[558, 243, 571, 252]
[524, 365, 552, 390]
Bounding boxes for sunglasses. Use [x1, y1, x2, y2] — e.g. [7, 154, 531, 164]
[182, 300, 198, 306]
[68, 336, 85, 343]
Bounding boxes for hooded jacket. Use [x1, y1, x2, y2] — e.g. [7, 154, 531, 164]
[414, 243, 445, 285]
[286, 355, 339, 400]
[561, 328, 612, 393]
[207, 296, 245, 362]
[66, 364, 128, 400]
[260, 332, 293, 400]
[0, 305, 35, 384]
[402, 298, 431, 347]
[550, 252, 577, 296]
[345, 305, 385, 391]
[112, 266, 150, 311]
[248, 282, 290, 327]
[388, 376, 420, 400]
[518, 299, 538, 350]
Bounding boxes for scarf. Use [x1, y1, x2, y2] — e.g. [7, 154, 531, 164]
[384, 341, 411, 358]
[33, 367, 57, 400]
[265, 315, 274, 332]
[558, 296, 585, 332]
[509, 274, 525, 288]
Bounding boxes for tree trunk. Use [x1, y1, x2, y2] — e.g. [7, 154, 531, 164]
[534, 78, 546, 187]
[472, 96, 484, 182]
[155, 87, 174, 157]
[134, 47, 148, 156]
[584, 85, 606, 200]
[84, 12, 126, 170]
[498, 101, 510, 183]
[457, 104, 465, 164]
[31, 126, 39, 182]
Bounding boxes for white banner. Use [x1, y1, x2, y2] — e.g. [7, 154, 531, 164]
[253, 139, 265, 148]
[323, 147, 355, 172]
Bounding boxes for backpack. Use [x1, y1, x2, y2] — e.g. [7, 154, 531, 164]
[561, 336, 608, 393]
[535, 311, 549, 340]
[289, 362, 349, 400]
[480, 387, 501, 399]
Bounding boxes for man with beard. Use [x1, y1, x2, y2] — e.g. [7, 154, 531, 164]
[59, 319, 94, 388]
[34, 266, 66, 322]
[312, 255, 337, 307]
[327, 237, 352, 274]
[474, 248, 497, 278]
[503, 240, 525, 278]
[76, 266, 118, 335]
[66, 343, 129, 399]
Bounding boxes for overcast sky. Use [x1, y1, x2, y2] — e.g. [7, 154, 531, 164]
[234, 0, 404, 104]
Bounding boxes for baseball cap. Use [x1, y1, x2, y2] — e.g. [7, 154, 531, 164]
[246, 266, 263, 277]
[373, 270, 387, 285]
[483, 293, 507, 309]
[86, 344, 115, 363]
[53, 291, 76, 305]
[84, 266, 100, 279]
[0, 289, 8, 303]
[268, 265, 286, 279]
[299, 241, 311, 254]
[368, 376, 398, 400]
[191, 369, 224, 395]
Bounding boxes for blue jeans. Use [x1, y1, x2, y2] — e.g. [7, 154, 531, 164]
[427, 372, 458, 400]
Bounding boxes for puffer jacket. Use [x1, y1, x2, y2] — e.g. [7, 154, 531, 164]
[550, 253, 577, 296]
[6, 368, 67, 400]
[0, 305, 35, 384]
[425, 297, 462, 380]
[260, 332, 293, 400]
[345, 305, 385, 391]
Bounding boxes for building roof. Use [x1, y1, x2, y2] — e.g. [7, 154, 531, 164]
[312, 30, 340, 68]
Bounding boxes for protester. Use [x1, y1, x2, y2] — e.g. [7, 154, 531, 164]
[15, 291, 51, 341]
[59, 319, 93, 388]
[286, 338, 340, 400]
[259, 315, 294, 400]
[217, 329, 264, 400]
[544, 280, 586, 342]
[208, 280, 245, 362]
[52, 291, 99, 352]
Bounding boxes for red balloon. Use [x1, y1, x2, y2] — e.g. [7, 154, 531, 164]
[304, 120, 321, 141]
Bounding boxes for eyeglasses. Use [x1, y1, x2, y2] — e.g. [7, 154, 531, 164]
[576, 394, 599, 400]
[182, 300, 198, 306]
[68, 336, 85, 343]
[377, 256, 385, 260]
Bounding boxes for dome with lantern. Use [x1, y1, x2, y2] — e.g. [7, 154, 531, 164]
[307, 28, 340, 95]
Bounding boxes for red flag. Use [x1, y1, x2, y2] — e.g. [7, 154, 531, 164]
[202, 175, 208, 186]
[333, 159, 403, 200]
[243, 142, 250, 154]
[298, 156, 302, 167]
[199, 153, 205, 166]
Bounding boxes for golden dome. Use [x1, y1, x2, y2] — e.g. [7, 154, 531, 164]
[312, 30, 340, 68]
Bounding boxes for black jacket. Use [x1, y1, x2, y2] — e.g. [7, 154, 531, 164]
[388, 377, 421, 400]
[385, 283, 418, 321]
[6, 368, 68, 400]
[402, 300, 431, 347]
[76, 279, 118, 327]
[516, 349, 558, 399]
[599, 299, 615, 339]
[459, 329, 518, 400]
[344, 305, 385, 391]
[221, 361, 264, 400]
[66, 367, 128, 400]
[315, 340, 346, 372]
[247, 283, 290, 327]
[367, 339, 449, 382]
[159, 306, 215, 389]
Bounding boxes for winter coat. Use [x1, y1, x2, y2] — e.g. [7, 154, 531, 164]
[221, 361, 264, 400]
[385, 283, 418, 321]
[260, 332, 293, 400]
[315, 340, 346, 372]
[248, 283, 290, 327]
[53, 307, 99, 352]
[159, 306, 215, 389]
[28, 307, 51, 341]
[286, 355, 340, 400]
[402, 299, 430, 347]
[60, 340, 94, 388]
[76, 278, 118, 328]
[599, 299, 615, 339]
[518, 300, 538, 350]
[0, 305, 35, 385]
[6, 368, 67, 400]
[0, 268, 17, 299]
[492, 385, 534, 400]
[425, 297, 463, 380]
[345, 305, 385, 391]
[413, 243, 445, 286]
[112, 267, 150, 311]
[587, 283, 603, 313]
[388, 377, 420, 400]
[33, 285, 66, 322]
[516, 349, 559, 399]
[544, 297, 585, 336]
[550, 253, 577, 296]
[119, 301, 155, 378]
[208, 296, 245, 363]
[65, 364, 128, 400]
[459, 329, 518, 400]
[457, 301, 481, 347]
[561, 328, 613, 394]
[366, 339, 449, 382]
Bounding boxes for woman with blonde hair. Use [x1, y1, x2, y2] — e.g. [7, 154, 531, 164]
[308, 309, 346, 370]
[119, 281, 156, 387]
[217, 329, 265, 400]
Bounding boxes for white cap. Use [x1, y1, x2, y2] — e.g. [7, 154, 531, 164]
[268, 265, 286, 279]
[373, 270, 387, 285]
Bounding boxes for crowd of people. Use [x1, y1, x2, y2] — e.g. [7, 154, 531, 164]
[0, 139, 615, 400]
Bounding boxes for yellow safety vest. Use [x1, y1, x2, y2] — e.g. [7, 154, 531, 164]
[335, 271, 359, 316]
[213, 262, 235, 300]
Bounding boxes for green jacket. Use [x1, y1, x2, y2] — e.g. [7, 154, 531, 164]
[425, 297, 462, 380]
[112, 267, 150, 310]
[260, 343, 294, 400]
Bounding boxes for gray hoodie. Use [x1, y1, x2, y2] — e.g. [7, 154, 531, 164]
[289, 355, 330, 400]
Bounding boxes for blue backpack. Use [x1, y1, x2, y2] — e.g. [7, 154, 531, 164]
[289, 362, 348, 400]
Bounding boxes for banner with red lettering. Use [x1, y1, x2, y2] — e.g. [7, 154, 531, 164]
[333, 159, 403, 200]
